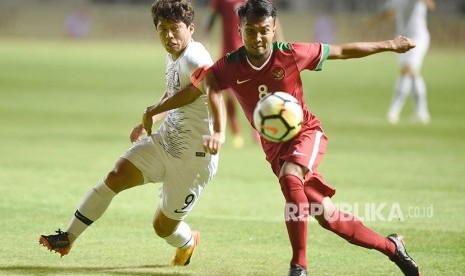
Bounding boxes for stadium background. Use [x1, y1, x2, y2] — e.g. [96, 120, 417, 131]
[1, 0, 464, 275]
[1, 0, 464, 46]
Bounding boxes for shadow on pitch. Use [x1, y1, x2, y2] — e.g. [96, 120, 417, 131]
[0, 264, 191, 276]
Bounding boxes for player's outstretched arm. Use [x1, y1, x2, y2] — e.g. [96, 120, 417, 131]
[327, 36, 416, 60]
[143, 85, 202, 135]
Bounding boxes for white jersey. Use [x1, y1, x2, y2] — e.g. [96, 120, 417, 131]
[384, 0, 429, 39]
[154, 41, 214, 159]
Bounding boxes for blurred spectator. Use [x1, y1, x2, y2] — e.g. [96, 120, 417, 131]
[312, 3, 337, 44]
[64, 5, 91, 39]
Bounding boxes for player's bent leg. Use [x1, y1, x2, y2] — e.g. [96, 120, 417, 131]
[154, 209, 200, 266]
[307, 184, 396, 257]
[316, 199, 396, 256]
[39, 158, 143, 257]
[308, 184, 419, 275]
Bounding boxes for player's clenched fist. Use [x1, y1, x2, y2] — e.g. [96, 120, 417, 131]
[390, 35, 416, 53]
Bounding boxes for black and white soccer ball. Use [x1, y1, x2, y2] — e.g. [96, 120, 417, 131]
[253, 92, 303, 143]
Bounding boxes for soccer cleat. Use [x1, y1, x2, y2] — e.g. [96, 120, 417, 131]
[387, 234, 420, 276]
[170, 231, 200, 266]
[387, 111, 400, 125]
[288, 264, 307, 276]
[415, 112, 430, 125]
[39, 229, 73, 257]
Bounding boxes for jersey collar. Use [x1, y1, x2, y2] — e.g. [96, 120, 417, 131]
[245, 49, 273, 71]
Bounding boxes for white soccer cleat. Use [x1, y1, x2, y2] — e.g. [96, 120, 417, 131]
[387, 111, 400, 125]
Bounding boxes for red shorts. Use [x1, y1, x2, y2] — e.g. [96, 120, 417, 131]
[268, 127, 336, 198]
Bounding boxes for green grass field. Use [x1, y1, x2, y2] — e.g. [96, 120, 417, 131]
[1, 38, 464, 275]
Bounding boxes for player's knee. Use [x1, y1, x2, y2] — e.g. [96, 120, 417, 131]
[401, 66, 416, 76]
[314, 197, 336, 224]
[104, 160, 143, 193]
[104, 170, 128, 193]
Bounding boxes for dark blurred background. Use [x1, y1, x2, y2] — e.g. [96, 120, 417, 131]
[1, 0, 463, 46]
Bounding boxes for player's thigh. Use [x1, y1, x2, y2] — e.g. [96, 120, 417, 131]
[277, 128, 327, 177]
[120, 137, 166, 185]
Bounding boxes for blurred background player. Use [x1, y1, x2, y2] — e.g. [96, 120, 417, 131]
[204, 0, 283, 147]
[312, 2, 337, 44]
[64, 3, 91, 39]
[39, 0, 220, 267]
[373, 0, 435, 124]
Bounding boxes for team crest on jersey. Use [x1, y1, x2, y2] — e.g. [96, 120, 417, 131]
[271, 66, 285, 80]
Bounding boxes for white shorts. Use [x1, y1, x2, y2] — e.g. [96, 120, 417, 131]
[398, 32, 430, 71]
[121, 137, 218, 220]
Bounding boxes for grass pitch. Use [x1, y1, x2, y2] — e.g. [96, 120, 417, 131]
[0, 39, 464, 275]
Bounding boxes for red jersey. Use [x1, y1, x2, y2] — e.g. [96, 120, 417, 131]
[210, 42, 330, 162]
[209, 0, 246, 55]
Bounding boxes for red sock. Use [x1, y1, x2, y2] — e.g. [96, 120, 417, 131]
[279, 174, 309, 269]
[318, 210, 396, 257]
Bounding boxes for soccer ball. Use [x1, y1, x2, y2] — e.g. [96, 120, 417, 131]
[253, 92, 303, 143]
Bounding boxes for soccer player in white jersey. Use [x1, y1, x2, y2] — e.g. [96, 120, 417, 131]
[39, 0, 222, 266]
[377, 0, 435, 124]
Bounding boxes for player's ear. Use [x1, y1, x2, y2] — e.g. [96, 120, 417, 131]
[188, 23, 194, 35]
[237, 24, 242, 38]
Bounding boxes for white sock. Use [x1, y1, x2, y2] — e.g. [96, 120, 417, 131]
[412, 76, 429, 117]
[66, 181, 116, 243]
[163, 221, 194, 249]
[389, 75, 412, 116]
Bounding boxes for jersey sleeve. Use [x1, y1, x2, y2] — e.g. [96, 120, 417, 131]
[184, 43, 214, 88]
[292, 43, 330, 72]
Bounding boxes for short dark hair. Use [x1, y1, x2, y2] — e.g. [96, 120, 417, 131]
[237, 0, 277, 23]
[151, 0, 194, 28]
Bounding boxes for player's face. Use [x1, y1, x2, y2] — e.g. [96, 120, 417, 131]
[240, 15, 276, 66]
[157, 19, 194, 60]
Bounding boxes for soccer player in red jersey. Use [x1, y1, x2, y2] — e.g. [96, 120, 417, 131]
[199, 0, 421, 275]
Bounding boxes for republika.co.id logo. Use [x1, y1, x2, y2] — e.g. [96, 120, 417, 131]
[284, 202, 434, 222]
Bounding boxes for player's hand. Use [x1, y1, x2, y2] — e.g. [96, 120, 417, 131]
[390, 35, 416, 53]
[142, 106, 154, 136]
[203, 132, 225, 155]
[130, 123, 145, 144]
